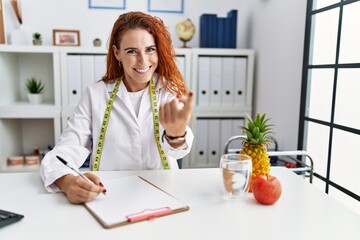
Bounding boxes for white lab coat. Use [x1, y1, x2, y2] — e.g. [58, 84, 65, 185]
[40, 74, 194, 192]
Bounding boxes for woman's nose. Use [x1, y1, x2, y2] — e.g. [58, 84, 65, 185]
[137, 52, 146, 64]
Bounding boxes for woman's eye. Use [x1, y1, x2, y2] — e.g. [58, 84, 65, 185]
[147, 47, 156, 53]
[127, 50, 137, 55]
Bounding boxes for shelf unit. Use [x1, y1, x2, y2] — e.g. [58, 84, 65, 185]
[187, 48, 254, 168]
[0, 45, 61, 172]
[0, 46, 254, 171]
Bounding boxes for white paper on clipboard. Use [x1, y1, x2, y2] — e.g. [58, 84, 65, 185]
[84, 175, 189, 228]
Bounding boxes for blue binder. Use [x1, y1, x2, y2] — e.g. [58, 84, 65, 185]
[217, 18, 226, 48]
[227, 10, 237, 48]
[199, 10, 237, 48]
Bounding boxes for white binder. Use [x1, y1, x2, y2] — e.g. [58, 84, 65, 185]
[67, 55, 82, 107]
[232, 119, 245, 136]
[220, 119, 233, 155]
[195, 119, 208, 167]
[234, 58, 247, 105]
[94, 55, 107, 82]
[221, 57, 235, 106]
[210, 57, 222, 106]
[208, 119, 221, 167]
[81, 55, 95, 93]
[176, 56, 186, 78]
[197, 57, 210, 106]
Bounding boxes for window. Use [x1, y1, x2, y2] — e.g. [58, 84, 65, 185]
[299, 0, 360, 213]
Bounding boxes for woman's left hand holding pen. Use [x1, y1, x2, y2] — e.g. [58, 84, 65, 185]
[55, 172, 107, 204]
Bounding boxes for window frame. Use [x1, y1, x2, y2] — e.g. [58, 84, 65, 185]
[298, 0, 360, 202]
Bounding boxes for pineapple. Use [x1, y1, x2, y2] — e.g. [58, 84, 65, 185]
[240, 113, 274, 191]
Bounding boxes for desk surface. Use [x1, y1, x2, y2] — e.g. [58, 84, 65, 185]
[0, 167, 359, 240]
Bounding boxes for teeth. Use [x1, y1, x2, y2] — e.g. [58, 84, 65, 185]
[135, 67, 150, 73]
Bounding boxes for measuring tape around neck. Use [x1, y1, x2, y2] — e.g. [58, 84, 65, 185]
[92, 78, 169, 171]
[149, 78, 170, 170]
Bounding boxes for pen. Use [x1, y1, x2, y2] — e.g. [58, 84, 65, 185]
[56, 155, 108, 197]
[56, 155, 93, 184]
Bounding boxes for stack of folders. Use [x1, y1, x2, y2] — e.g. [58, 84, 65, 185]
[200, 9, 237, 48]
[197, 56, 246, 107]
[195, 118, 245, 168]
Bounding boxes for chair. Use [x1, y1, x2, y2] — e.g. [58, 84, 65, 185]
[223, 135, 314, 183]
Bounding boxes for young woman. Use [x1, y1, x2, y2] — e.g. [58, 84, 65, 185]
[40, 12, 194, 204]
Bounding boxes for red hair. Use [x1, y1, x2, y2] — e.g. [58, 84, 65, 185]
[103, 12, 187, 96]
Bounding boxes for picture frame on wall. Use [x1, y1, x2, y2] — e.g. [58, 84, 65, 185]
[53, 29, 80, 46]
[148, 0, 184, 13]
[89, 0, 126, 10]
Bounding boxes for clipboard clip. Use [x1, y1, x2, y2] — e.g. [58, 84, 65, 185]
[126, 207, 172, 222]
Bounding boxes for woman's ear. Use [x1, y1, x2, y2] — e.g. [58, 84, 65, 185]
[112, 45, 121, 61]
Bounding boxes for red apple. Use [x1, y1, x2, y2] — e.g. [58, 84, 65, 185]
[252, 175, 282, 205]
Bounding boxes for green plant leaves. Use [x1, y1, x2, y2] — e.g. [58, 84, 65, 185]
[26, 77, 44, 94]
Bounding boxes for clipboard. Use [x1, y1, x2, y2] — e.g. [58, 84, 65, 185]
[84, 175, 189, 229]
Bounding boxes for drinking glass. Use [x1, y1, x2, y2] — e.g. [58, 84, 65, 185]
[220, 153, 252, 199]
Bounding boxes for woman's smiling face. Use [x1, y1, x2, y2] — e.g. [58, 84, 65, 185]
[113, 29, 158, 92]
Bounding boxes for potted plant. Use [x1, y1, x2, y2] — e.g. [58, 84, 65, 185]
[26, 77, 45, 104]
[32, 32, 42, 45]
[93, 38, 102, 47]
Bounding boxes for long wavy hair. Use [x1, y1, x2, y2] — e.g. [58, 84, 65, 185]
[103, 11, 187, 96]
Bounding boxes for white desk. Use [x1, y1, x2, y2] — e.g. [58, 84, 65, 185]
[0, 167, 359, 240]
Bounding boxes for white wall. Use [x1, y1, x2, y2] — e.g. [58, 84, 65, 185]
[2, 0, 307, 151]
[2, 0, 251, 48]
[249, 0, 307, 150]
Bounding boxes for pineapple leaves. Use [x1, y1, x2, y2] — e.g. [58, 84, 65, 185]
[240, 112, 275, 145]
[253, 126, 260, 139]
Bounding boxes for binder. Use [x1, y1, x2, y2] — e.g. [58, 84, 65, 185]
[224, 17, 232, 48]
[85, 175, 189, 229]
[232, 119, 245, 136]
[234, 57, 247, 105]
[176, 55, 186, 78]
[210, 57, 222, 106]
[216, 18, 225, 48]
[197, 57, 210, 106]
[221, 57, 235, 106]
[67, 55, 82, 107]
[195, 119, 208, 167]
[81, 55, 95, 93]
[200, 13, 219, 48]
[199, 14, 211, 47]
[94, 54, 107, 81]
[208, 119, 220, 167]
[220, 119, 233, 154]
[227, 10, 238, 48]
[209, 14, 218, 48]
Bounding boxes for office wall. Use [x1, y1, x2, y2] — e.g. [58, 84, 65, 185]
[2, 0, 307, 151]
[250, 0, 307, 150]
[2, 0, 251, 48]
